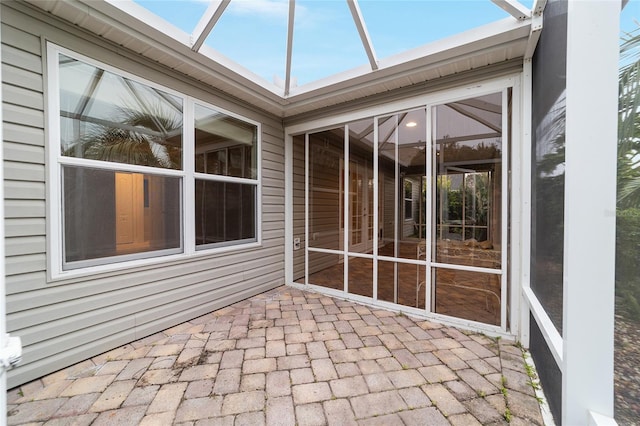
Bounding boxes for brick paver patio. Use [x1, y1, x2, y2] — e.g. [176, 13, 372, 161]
[7, 286, 546, 425]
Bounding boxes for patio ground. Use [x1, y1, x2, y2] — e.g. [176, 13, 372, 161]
[7, 286, 546, 425]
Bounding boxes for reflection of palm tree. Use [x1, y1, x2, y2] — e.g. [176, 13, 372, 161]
[618, 25, 640, 207]
[65, 106, 182, 169]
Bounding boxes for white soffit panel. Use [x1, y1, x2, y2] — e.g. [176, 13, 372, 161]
[23, 0, 532, 118]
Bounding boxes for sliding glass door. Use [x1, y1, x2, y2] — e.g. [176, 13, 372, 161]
[298, 89, 509, 331]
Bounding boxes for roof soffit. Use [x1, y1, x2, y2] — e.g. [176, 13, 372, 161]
[23, 0, 533, 118]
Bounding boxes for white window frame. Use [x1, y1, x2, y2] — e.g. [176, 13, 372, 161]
[46, 43, 262, 280]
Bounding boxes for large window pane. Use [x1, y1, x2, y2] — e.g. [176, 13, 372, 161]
[195, 104, 257, 179]
[378, 109, 427, 260]
[59, 54, 183, 169]
[195, 180, 256, 247]
[63, 166, 182, 266]
[434, 94, 502, 270]
[309, 128, 344, 250]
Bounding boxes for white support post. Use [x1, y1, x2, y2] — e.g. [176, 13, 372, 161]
[562, 1, 619, 424]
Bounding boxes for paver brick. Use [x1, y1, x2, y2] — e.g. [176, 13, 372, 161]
[266, 340, 286, 358]
[179, 364, 219, 382]
[121, 385, 159, 407]
[376, 356, 403, 372]
[461, 340, 498, 358]
[60, 375, 116, 397]
[296, 403, 327, 426]
[335, 362, 360, 378]
[292, 382, 332, 405]
[212, 368, 241, 395]
[8, 399, 67, 424]
[324, 398, 357, 426]
[357, 413, 404, 425]
[312, 358, 338, 381]
[387, 369, 426, 388]
[350, 390, 407, 418]
[278, 354, 310, 370]
[329, 376, 368, 398]
[240, 373, 265, 391]
[96, 361, 130, 376]
[89, 380, 136, 412]
[390, 349, 421, 369]
[398, 407, 450, 426]
[448, 413, 483, 426]
[267, 371, 291, 397]
[138, 411, 175, 426]
[462, 396, 504, 424]
[45, 412, 98, 426]
[243, 358, 277, 374]
[398, 386, 432, 409]
[175, 396, 223, 422]
[149, 356, 176, 370]
[221, 390, 265, 415]
[307, 341, 329, 359]
[245, 347, 266, 360]
[359, 346, 391, 360]
[434, 350, 469, 370]
[236, 411, 266, 426]
[146, 382, 187, 414]
[147, 344, 184, 358]
[444, 379, 478, 400]
[330, 349, 361, 363]
[505, 390, 544, 425]
[89, 406, 146, 426]
[378, 334, 404, 350]
[54, 393, 100, 417]
[457, 368, 499, 396]
[419, 364, 457, 383]
[290, 367, 315, 385]
[185, 379, 214, 399]
[287, 343, 307, 355]
[502, 366, 535, 395]
[266, 396, 295, 426]
[364, 373, 394, 392]
[421, 383, 467, 416]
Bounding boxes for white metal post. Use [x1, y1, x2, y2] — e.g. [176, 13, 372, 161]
[562, 1, 619, 423]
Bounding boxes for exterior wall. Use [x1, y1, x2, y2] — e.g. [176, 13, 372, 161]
[2, 2, 285, 388]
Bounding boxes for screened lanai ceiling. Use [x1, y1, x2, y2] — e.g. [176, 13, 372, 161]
[26, 0, 544, 117]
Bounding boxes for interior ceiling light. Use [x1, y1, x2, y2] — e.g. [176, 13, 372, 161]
[406, 121, 417, 128]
